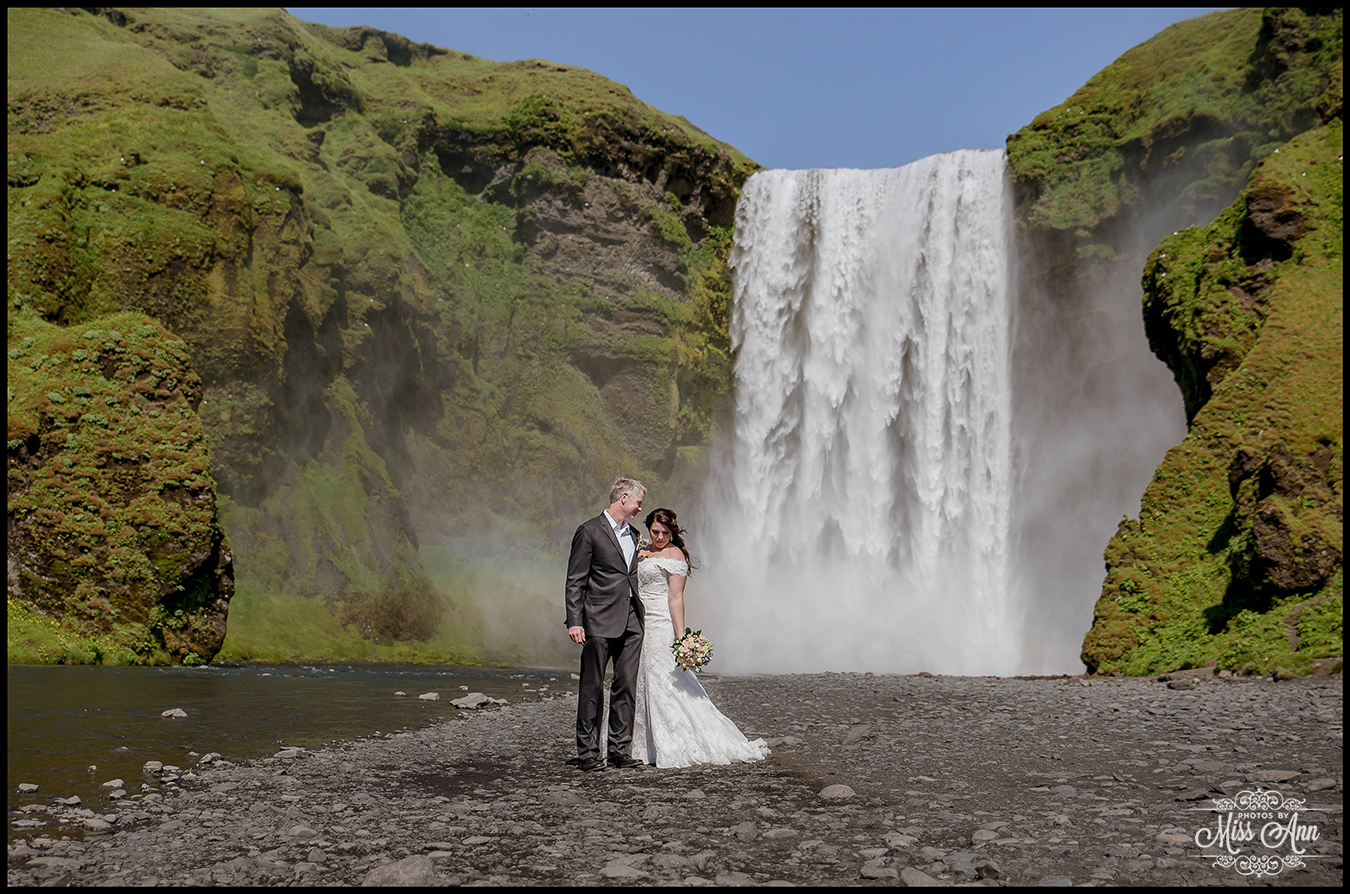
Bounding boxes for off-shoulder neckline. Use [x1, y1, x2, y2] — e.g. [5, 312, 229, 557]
[642, 555, 688, 566]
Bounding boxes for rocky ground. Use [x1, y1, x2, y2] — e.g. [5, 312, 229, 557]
[7, 669, 1342, 886]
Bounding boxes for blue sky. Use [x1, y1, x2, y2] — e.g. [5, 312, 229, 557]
[286, 7, 1223, 171]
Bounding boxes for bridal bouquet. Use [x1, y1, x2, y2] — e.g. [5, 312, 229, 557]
[672, 627, 713, 671]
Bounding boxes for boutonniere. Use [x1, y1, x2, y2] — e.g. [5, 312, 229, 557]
[637, 536, 650, 551]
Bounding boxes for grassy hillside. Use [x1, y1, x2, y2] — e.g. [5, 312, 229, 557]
[1009, 7, 1341, 253]
[8, 7, 756, 665]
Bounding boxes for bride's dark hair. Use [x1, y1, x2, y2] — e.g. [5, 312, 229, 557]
[645, 507, 698, 573]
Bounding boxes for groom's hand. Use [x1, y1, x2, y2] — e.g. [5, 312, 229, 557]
[568, 625, 586, 645]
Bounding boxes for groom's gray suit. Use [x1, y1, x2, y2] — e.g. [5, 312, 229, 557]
[565, 512, 645, 763]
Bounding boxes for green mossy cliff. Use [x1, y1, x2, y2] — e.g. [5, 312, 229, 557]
[10, 7, 1340, 672]
[1006, 7, 1342, 675]
[1082, 120, 1342, 676]
[7, 7, 754, 664]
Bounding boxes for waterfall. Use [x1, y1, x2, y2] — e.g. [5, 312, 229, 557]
[700, 150, 1019, 674]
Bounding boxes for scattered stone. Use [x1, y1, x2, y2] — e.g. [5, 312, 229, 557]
[5, 674, 1340, 889]
[17, 783, 38, 793]
[450, 692, 506, 709]
[362, 853, 433, 886]
[819, 783, 855, 799]
[418, 692, 439, 701]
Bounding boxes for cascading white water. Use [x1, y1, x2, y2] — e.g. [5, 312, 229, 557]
[700, 150, 1020, 674]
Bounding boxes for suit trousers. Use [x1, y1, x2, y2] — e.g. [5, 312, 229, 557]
[575, 597, 643, 761]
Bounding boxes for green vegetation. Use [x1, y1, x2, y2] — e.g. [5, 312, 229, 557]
[8, 7, 756, 665]
[1082, 119, 1343, 676]
[7, 312, 231, 663]
[7, 594, 148, 665]
[999, 5, 1341, 676]
[1008, 8, 1342, 240]
[672, 224, 736, 445]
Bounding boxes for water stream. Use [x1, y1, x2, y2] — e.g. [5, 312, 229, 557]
[6, 663, 573, 835]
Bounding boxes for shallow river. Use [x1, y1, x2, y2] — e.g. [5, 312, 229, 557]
[6, 662, 575, 834]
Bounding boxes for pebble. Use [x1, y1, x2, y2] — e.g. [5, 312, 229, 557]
[6, 673, 1342, 886]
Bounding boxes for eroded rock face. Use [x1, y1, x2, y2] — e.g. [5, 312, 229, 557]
[1082, 119, 1343, 677]
[1247, 444, 1342, 595]
[7, 7, 754, 662]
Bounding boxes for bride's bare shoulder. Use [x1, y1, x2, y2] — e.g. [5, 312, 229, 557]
[660, 547, 687, 562]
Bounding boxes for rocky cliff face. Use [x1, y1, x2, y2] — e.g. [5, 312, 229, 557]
[7, 7, 754, 664]
[1082, 119, 1342, 676]
[1006, 7, 1342, 675]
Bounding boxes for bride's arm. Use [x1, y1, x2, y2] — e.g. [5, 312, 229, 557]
[666, 570, 686, 634]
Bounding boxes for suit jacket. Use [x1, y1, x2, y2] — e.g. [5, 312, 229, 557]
[565, 513, 644, 638]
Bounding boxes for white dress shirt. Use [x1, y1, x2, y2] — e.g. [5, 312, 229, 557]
[604, 510, 637, 569]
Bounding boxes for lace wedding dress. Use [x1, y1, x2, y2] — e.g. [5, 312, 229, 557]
[629, 556, 770, 768]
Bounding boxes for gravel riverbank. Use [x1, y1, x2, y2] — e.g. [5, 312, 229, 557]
[8, 670, 1342, 886]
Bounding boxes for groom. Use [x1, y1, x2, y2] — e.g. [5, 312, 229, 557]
[565, 476, 646, 771]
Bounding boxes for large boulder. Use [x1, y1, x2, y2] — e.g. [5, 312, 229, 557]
[8, 314, 233, 664]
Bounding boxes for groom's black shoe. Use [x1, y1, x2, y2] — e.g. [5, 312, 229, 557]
[577, 757, 606, 772]
[608, 754, 644, 769]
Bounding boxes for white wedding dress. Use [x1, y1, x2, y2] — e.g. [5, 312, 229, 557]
[629, 556, 769, 768]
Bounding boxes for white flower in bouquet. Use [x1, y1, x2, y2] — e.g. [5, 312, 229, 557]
[672, 627, 713, 671]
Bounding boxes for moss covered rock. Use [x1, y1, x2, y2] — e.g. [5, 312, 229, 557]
[7, 313, 233, 664]
[1008, 8, 1342, 255]
[1082, 119, 1342, 676]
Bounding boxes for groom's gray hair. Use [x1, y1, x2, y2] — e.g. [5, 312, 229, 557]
[609, 476, 646, 504]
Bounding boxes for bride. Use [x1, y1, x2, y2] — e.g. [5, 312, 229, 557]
[630, 508, 769, 768]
